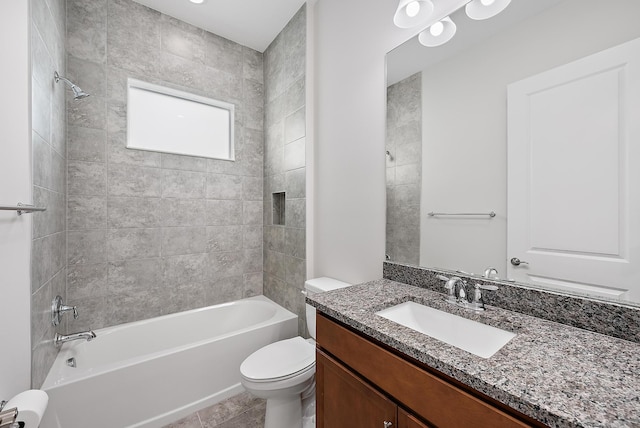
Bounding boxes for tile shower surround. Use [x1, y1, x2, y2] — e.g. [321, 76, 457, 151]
[262, 6, 308, 336]
[386, 73, 422, 266]
[65, 0, 266, 332]
[31, 0, 68, 388]
[383, 261, 640, 343]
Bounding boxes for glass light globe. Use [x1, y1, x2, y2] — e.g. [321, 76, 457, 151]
[405, 1, 421, 18]
[430, 21, 444, 37]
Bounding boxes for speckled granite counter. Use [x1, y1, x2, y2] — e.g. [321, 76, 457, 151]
[307, 279, 640, 428]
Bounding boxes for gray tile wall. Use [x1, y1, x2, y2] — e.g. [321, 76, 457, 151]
[31, 0, 67, 388]
[65, 0, 264, 331]
[386, 73, 422, 266]
[263, 6, 307, 335]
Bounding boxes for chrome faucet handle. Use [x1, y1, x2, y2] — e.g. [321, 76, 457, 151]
[52, 295, 79, 326]
[62, 304, 79, 319]
[482, 267, 499, 279]
[436, 274, 450, 281]
[469, 283, 499, 311]
[444, 276, 462, 291]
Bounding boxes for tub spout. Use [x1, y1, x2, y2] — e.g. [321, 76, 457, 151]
[54, 330, 97, 347]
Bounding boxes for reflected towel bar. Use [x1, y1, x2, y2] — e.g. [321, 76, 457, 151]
[428, 211, 496, 218]
[0, 203, 47, 215]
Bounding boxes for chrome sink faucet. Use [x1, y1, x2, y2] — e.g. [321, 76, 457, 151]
[482, 267, 499, 279]
[54, 331, 96, 347]
[437, 275, 468, 304]
[437, 275, 499, 311]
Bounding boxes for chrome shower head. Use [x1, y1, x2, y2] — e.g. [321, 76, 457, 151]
[54, 71, 90, 100]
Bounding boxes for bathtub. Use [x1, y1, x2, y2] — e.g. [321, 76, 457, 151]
[40, 296, 297, 428]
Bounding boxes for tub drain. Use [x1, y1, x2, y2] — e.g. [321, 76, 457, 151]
[66, 357, 76, 368]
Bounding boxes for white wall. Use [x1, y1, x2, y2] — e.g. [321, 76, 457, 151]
[0, 0, 32, 398]
[419, 0, 640, 276]
[311, 0, 415, 283]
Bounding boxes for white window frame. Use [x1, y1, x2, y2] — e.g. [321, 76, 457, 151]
[126, 78, 235, 160]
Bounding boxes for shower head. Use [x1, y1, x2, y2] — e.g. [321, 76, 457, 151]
[54, 71, 90, 100]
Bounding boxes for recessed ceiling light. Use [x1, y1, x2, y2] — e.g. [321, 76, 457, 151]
[189, 0, 205, 4]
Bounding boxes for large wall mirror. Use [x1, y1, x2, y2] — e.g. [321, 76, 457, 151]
[386, 0, 640, 305]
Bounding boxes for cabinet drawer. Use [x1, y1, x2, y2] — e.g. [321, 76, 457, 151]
[317, 314, 537, 428]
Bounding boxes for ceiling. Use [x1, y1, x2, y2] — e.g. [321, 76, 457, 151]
[132, 0, 307, 52]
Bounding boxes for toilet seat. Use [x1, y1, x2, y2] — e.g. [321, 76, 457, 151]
[240, 337, 315, 382]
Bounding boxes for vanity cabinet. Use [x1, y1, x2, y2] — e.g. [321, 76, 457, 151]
[398, 408, 431, 428]
[316, 350, 398, 428]
[315, 313, 544, 428]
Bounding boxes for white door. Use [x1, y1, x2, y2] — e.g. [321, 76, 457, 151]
[507, 37, 640, 301]
[0, 0, 33, 397]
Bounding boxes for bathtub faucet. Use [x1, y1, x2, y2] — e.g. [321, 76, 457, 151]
[54, 330, 97, 347]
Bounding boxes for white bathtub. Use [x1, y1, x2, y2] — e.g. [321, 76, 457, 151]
[40, 296, 297, 428]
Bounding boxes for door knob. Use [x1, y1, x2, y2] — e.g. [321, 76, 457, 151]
[510, 257, 529, 266]
[383, 422, 393, 428]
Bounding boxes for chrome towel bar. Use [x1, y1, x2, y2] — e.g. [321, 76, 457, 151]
[0, 203, 47, 215]
[428, 211, 496, 218]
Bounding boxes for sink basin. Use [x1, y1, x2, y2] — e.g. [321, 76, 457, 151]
[375, 302, 516, 358]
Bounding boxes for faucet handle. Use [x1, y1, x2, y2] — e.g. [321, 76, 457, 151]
[436, 275, 455, 291]
[61, 304, 79, 319]
[443, 276, 463, 290]
[52, 295, 79, 326]
[476, 284, 499, 291]
[469, 283, 499, 311]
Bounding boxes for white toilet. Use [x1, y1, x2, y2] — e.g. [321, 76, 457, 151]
[240, 277, 352, 428]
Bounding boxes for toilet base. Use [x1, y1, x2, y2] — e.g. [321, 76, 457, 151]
[262, 380, 315, 428]
[265, 396, 301, 428]
[301, 383, 316, 428]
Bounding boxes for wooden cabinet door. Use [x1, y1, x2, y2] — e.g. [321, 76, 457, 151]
[399, 408, 433, 428]
[316, 349, 397, 428]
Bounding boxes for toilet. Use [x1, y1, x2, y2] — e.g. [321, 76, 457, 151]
[240, 277, 352, 428]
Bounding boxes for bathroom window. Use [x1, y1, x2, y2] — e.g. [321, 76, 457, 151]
[126, 79, 235, 160]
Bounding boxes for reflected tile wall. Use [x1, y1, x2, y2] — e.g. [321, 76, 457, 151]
[386, 73, 422, 266]
[66, 0, 264, 332]
[263, 5, 308, 336]
[31, 0, 67, 388]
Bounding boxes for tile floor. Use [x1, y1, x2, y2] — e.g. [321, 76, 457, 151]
[164, 391, 266, 428]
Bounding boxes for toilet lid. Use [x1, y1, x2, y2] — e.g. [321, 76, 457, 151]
[241, 337, 315, 381]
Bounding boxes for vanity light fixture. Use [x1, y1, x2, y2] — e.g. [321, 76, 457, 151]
[418, 17, 457, 47]
[465, 0, 512, 20]
[400, 0, 512, 47]
[393, 0, 435, 29]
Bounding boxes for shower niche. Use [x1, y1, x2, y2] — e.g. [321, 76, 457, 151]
[273, 192, 286, 226]
[126, 79, 235, 160]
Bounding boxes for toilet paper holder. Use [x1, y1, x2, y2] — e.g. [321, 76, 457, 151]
[0, 405, 22, 428]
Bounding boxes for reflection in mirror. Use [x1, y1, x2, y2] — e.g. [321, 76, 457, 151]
[385, 0, 640, 304]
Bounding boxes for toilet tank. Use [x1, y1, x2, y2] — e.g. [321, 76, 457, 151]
[304, 277, 352, 339]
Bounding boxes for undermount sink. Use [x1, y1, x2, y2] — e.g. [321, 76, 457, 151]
[375, 301, 516, 358]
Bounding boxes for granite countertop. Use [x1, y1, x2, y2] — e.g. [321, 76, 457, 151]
[307, 279, 640, 428]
